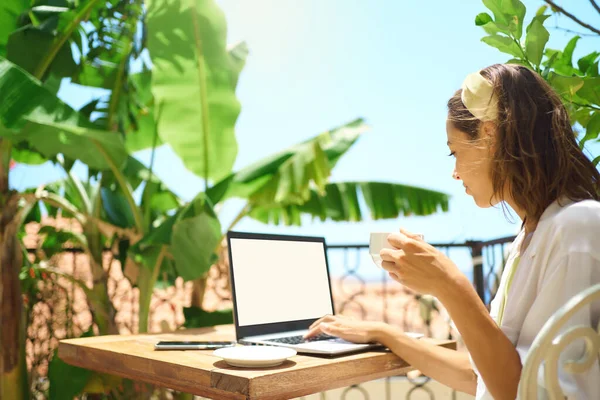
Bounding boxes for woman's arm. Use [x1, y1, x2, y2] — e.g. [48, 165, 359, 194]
[307, 314, 477, 395]
[380, 231, 523, 400]
[436, 274, 522, 400]
[373, 324, 477, 395]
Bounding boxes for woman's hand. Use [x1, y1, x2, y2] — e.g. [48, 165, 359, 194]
[380, 229, 463, 298]
[303, 314, 387, 344]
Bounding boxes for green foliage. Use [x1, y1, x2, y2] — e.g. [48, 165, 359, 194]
[48, 353, 91, 400]
[7, 23, 77, 79]
[3, 0, 107, 80]
[11, 143, 46, 165]
[581, 112, 600, 149]
[0, 0, 28, 57]
[101, 187, 137, 228]
[146, 0, 246, 183]
[183, 307, 233, 328]
[124, 71, 162, 153]
[133, 193, 221, 281]
[1, 2, 453, 389]
[250, 181, 449, 226]
[72, 0, 144, 89]
[524, 14, 549, 67]
[171, 213, 221, 281]
[481, 35, 522, 58]
[578, 51, 600, 76]
[209, 118, 450, 226]
[38, 226, 86, 258]
[476, 0, 600, 162]
[0, 57, 127, 170]
[72, 0, 158, 153]
[48, 330, 94, 400]
[229, 119, 368, 205]
[547, 72, 584, 99]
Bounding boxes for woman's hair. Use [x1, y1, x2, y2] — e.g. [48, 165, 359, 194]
[447, 63, 600, 223]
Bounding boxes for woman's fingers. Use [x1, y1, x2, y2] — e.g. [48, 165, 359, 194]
[320, 323, 340, 337]
[306, 315, 341, 339]
[380, 261, 402, 282]
[309, 314, 334, 330]
[303, 326, 322, 339]
[387, 233, 419, 252]
[399, 228, 424, 241]
[380, 248, 394, 261]
[380, 248, 404, 262]
[382, 259, 398, 269]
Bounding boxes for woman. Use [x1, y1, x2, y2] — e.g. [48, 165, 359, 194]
[304, 64, 600, 399]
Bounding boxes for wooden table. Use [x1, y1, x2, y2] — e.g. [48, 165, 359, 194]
[58, 324, 456, 400]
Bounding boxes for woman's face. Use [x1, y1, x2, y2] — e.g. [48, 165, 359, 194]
[446, 119, 497, 208]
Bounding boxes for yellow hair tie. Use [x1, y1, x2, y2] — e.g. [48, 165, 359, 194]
[461, 71, 498, 122]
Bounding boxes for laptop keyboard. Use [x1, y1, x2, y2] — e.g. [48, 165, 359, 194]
[265, 333, 337, 345]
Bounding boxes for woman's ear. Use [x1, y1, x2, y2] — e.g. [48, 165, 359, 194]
[481, 121, 497, 150]
[481, 121, 496, 139]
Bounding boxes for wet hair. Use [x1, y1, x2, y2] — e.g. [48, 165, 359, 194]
[447, 63, 600, 223]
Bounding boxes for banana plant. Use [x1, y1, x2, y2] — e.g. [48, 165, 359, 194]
[2, 3, 452, 400]
[0, 55, 132, 399]
[173, 117, 450, 311]
[139, 0, 450, 313]
[0, 1, 161, 397]
[220, 119, 449, 225]
[6, 0, 248, 341]
[1, 0, 239, 397]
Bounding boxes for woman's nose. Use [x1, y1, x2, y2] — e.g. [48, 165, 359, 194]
[452, 168, 460, 180]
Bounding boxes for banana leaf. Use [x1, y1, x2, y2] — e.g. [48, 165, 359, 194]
[146, 0, 247, 182]
[219, 119, 369, 205]
[133, 193, 221, 281]
[249, 181, 450, 226]
[0, 0, 29, 57]
[0, 56, 127, 170]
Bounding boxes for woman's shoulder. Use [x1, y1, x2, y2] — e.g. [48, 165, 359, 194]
[550, 199, 600, 229]
[541, 199, 600, 253]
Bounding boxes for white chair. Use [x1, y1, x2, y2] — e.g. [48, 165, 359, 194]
[519, 284, 600, 399]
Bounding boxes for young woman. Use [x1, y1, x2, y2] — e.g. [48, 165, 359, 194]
[304, 64, 600, 400]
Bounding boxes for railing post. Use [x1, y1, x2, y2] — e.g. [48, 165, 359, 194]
[468, 241, 485, 303]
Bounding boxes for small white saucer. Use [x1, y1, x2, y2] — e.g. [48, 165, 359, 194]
[213, 346, 297, 368]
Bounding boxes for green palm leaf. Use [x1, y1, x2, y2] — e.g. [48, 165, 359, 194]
[220, 119, 369, 205]
[249, 181, 450, 226]
[72, 0, 141, 90]
[134, 193, 221, 281]
[0, 57, 127, 170]
[146, 0, 247, 182]
[0, 0, 28, 57]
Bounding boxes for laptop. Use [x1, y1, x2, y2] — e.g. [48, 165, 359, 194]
[227, 231, 394, 356]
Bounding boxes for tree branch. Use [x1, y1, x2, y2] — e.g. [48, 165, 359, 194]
[544, 0, 600, 36]
[571, 102, 600, 112]
[550, 25, 600, 37]
[590, 0, 600, 16]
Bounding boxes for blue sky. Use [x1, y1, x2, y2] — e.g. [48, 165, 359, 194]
[11, 0, 600, 276]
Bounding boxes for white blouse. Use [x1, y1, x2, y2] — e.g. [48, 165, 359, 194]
[472, 198, 600, 399]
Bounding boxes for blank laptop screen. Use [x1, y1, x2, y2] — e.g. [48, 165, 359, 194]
[229, 237, 334, 327]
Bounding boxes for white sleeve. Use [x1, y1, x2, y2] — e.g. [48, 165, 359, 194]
[515, 251, 600, 399]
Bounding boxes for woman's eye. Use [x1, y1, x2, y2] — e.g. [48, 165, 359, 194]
[447, 151, 456, 158]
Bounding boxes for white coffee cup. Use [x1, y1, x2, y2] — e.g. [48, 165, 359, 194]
[369, 232, 424, 267]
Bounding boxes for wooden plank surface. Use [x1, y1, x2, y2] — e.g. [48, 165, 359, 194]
[58, 324, 456, 400]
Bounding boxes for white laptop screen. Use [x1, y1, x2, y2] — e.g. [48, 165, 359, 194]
[229, 237, 334, 327]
